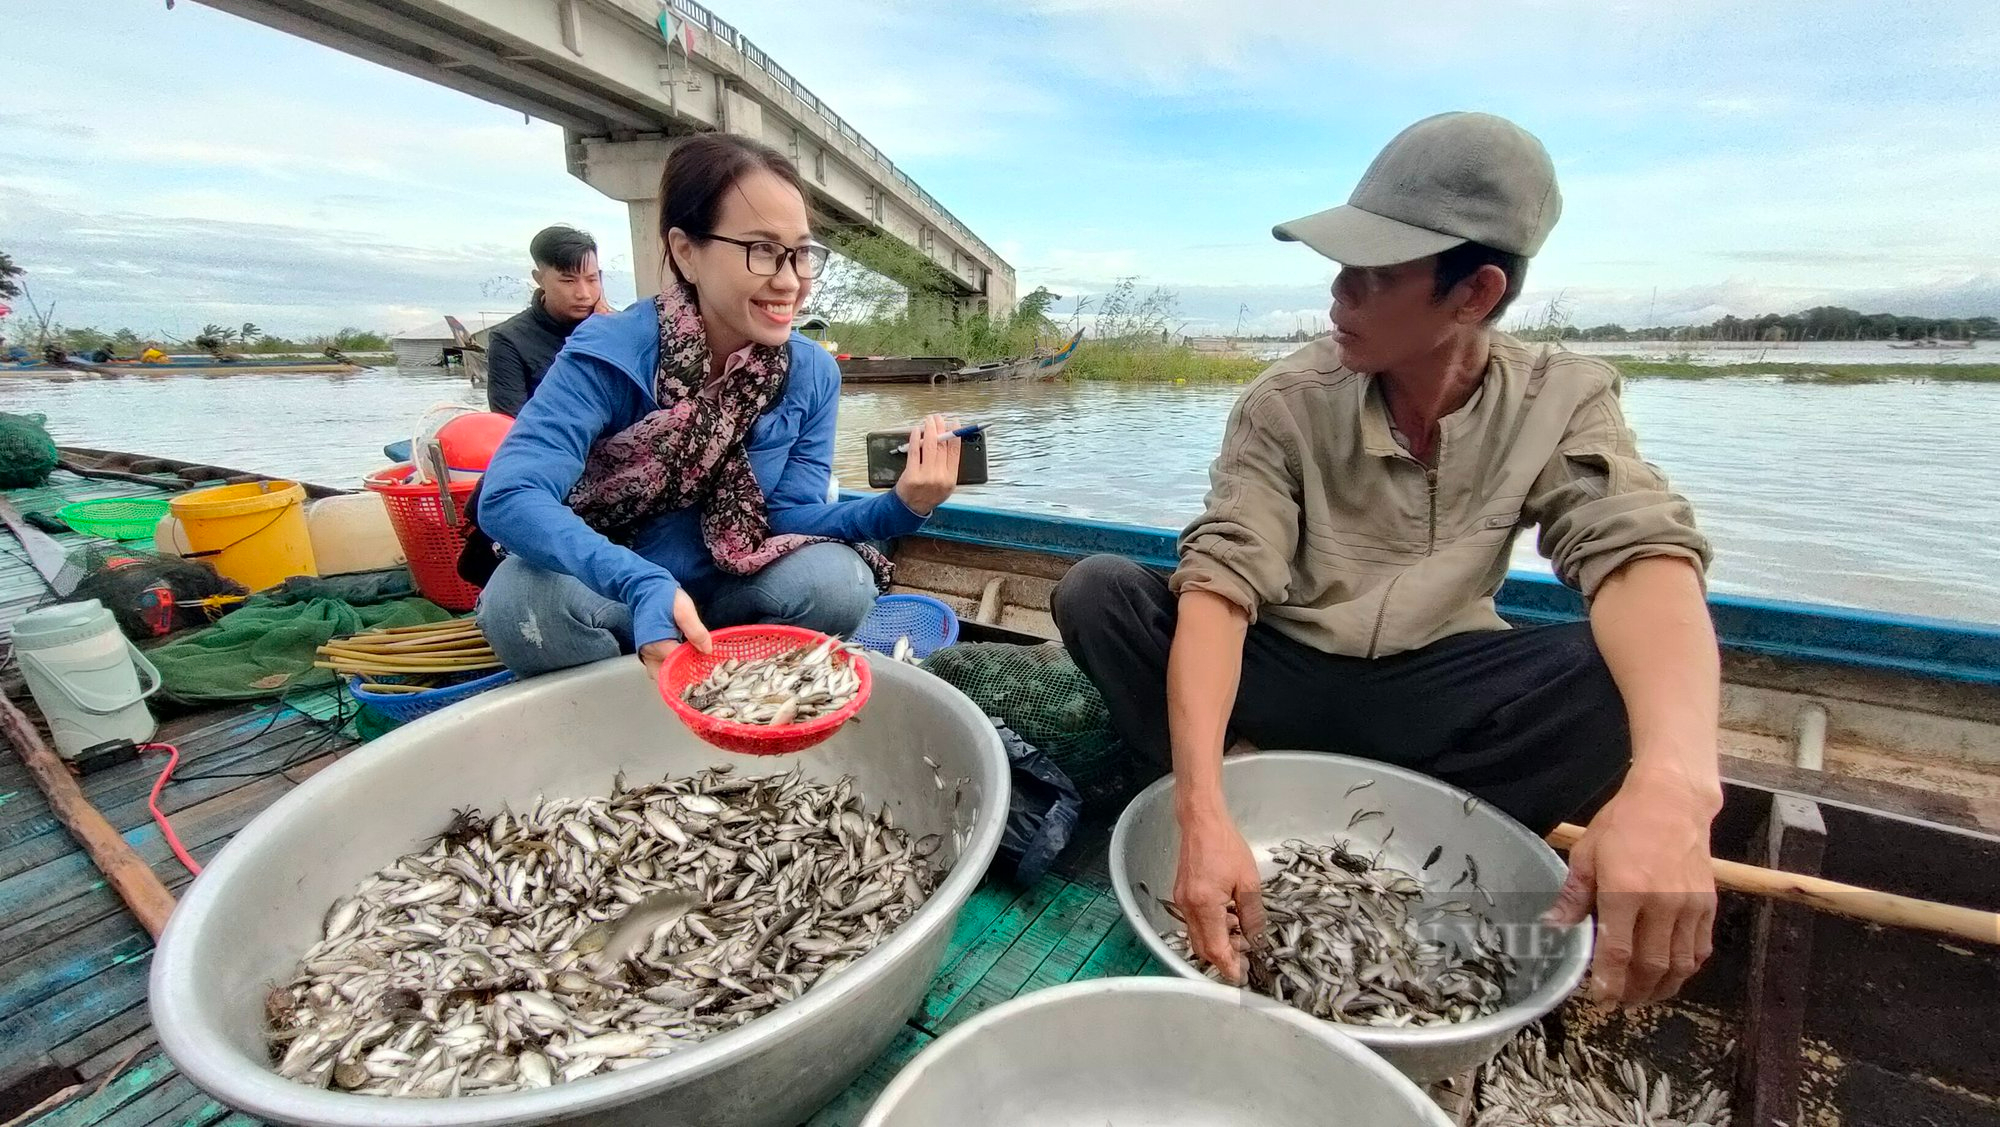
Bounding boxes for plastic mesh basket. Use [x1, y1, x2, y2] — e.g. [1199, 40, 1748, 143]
[59, 498, 171, 540]
[659, 625, 871, 755]
[348, 668, 515, 727]
[853, 593, 960, 658]
[363, 464, 482, 611]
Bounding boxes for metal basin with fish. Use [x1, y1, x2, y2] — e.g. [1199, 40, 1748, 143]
[150, 657, 1008, 1127]
[859, 978, 1452, 1127]
[1109, 752, 1591, 1085]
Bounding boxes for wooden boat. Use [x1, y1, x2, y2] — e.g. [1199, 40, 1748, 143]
[2, 355, 361, 377]
[1888, 338, 1976, 350]
[936, 329, 1083, 383]
[1, 449, 1996, 1127]
[837, 355, 966, 384]
[836, 331, 1084, 387]
[874, 499, 2000, 1127]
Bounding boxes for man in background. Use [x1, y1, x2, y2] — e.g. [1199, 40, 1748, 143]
[486, 225, 609, 416]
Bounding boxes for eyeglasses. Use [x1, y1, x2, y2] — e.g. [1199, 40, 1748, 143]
[702, 234, 831, 280]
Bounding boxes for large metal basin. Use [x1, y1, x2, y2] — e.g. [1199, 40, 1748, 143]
[150, 657, 1009, 1127]
[1110, 752, 1590, 1085]
[860, 978, 1452, 1126]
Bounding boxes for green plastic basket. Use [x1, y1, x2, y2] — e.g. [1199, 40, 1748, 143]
[58, 498, 172, 541]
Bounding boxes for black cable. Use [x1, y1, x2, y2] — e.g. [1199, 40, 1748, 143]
[170, 683, 359, 783]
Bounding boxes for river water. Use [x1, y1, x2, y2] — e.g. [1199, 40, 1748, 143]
[8, 356, 1998, 624]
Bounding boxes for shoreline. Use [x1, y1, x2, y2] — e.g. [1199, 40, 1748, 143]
[1065, 348, 2000, 385]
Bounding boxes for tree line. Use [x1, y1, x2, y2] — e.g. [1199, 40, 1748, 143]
[5, 321, 393, 358]
[1552, 306, 1996, 343]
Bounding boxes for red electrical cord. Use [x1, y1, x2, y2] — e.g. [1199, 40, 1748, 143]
[140, 742, 202, 877]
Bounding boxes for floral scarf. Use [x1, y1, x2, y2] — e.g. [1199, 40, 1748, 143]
[566, 285, 892, 587]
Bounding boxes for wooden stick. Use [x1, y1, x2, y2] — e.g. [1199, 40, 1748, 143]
[325, 638, 492, 657]
[356, 682, 438, 694]
[316, 647, 500, 663]
[331, 635, 484, 652]
[0, 694, 177, 938]
[362, 619, 481, 636]
[1546, 822, 2000, 947]
[314, 660, 502, 675]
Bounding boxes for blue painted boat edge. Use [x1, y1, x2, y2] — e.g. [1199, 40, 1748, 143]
[851, 493, 2000, 686]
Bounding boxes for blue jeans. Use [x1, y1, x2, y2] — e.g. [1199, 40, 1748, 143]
[477, 542, 877, 677]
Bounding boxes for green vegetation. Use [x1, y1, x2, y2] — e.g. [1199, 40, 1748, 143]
[0, 251, 21, 301]
[1066, 349, 1265, 383]
[811, 261, 1271, 383]
[15, 321, 392, 358]
[1531, 306, 1996, 344]
[1609, 357, 2000, 383]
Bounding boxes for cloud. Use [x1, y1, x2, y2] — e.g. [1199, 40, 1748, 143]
[6, 0, 1996, 342]
[0, 189, 634, 336]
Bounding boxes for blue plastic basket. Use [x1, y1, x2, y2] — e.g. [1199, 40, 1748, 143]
[347, 668, 516, 727]
[853, 594, 960, 658]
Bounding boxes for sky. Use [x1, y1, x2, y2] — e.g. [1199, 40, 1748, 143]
[3, 0, 1998, 339]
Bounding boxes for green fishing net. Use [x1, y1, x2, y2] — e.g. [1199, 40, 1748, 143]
[0, 412, 58, 487]
[922, 641, 1137, 804]
[148, 592, 453, 704]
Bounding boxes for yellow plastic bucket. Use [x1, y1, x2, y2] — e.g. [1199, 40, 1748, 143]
[168, 481, 319, 591]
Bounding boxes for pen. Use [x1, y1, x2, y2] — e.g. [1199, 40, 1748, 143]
[894, 423, 985, 455]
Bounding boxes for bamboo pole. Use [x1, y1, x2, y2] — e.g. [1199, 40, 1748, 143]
[1546, 822, 2000, 947]
[0, 695, 177, 939]
[317, 645, 497, 663]
[365, 618, 482, 636]
[332, 635, 491, 654]
[313, 660, 502, 674]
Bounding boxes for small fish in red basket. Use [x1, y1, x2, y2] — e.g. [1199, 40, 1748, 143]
[661, 625, 873, 755]
[681, 632, 859, 724]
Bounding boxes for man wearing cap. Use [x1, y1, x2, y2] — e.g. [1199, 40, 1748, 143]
[1054, 113, 1720, 1005]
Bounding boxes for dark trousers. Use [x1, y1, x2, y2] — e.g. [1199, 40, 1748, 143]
[1051, 555, 1631, 834]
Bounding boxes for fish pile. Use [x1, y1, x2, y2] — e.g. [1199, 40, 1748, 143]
[267, 766, 941, 1097]
[1162, 837, 1513, 1028]
[680, 636, 861, 725]
[1475, 1025, 1732, 1126]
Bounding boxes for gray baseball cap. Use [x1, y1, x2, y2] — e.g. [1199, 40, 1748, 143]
[1273, 112, 1562, 267]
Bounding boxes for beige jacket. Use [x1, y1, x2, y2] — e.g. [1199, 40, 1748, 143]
[1171, 334, 1710, 658]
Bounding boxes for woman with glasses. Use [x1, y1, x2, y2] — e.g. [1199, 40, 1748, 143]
[475, 133, 963, 679]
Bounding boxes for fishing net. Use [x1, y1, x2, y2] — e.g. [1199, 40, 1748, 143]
[0, 412, 58, 487]
[66, 547, 248, 639]
[922, 641, 1137, 805]
[148, 589, 452, 704]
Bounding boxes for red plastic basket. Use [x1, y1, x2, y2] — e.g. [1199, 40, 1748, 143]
[363, 464, 483, 612]
[659, 625, 872, 755]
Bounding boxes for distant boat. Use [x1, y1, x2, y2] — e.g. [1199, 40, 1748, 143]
[935, 329, 1084, 384]
[837, 355, 966, 385]
[1, 353, 360, 376]
[836, 329, 1084, 387]
[1888, 338, 1976, 350]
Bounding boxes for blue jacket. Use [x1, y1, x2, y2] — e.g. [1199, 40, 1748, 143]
[479, 299, 926, 648]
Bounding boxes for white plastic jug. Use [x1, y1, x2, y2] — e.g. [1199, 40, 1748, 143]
[11, 599, 161, 760]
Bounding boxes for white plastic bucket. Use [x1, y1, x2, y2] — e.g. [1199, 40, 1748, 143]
[12, 600, 161, 760]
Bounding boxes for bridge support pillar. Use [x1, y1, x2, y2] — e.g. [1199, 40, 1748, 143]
[568, 133, 680, 299]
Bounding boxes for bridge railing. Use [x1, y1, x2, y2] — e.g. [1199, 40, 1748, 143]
[664, 0, 1011, 280]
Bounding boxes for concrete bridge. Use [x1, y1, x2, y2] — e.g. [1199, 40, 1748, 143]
[190, 0, 1016, 312]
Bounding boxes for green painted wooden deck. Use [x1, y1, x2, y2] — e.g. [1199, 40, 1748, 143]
[0, 467, 1168, 1127]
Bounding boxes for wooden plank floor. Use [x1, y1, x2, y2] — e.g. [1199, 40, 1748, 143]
[0, 692, 359, 1126]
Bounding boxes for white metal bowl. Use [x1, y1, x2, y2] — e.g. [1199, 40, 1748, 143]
[860, 978, 1453, 1127]
[150, 657, 1010, 1127]
[1110, 751, 1591, 1085]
